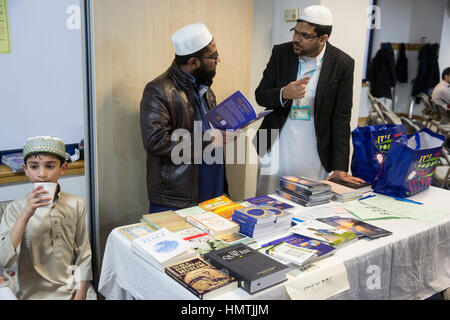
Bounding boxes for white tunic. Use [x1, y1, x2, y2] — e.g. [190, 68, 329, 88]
[257, 44, 327, 196]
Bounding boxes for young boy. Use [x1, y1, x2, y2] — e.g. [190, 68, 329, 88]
[0, 136, 96, 300]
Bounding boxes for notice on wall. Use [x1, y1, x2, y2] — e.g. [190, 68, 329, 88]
[0, 0, 11, 53]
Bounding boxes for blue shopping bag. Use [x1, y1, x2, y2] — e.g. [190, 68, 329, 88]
[351, 124, 406, 184]
[373, 128, 445, 197]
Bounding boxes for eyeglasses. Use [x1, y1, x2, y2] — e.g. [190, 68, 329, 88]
[290, 28, 319, 40]
[201, 53, 219, 61]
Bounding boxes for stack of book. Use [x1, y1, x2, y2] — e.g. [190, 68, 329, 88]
[277, 176, 333, 207]
[186, 212, 240, 236]
[199, 195, 245, 219]
[320, 179, 372, 202]
[1, 152, 24, 173]
[260, 205, 293, 233]
[242, 195, 294, 211]
[165, 257, 238, 300]
[131, 228, 198, 272]
[231, 206, 276, 240]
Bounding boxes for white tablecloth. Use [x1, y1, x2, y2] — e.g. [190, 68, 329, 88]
[98, 187, 450, 300]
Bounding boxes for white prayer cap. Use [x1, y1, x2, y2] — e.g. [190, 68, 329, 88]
[298, 5, 333, 26]
[171, 23, 213, 56]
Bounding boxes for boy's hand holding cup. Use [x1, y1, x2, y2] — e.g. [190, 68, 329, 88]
[34, 182, 57, 208]
[24, 183, 57, 218]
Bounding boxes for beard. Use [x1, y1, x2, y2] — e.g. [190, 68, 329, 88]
[293, 41, 321, 57]
[192, 62, 216, 87]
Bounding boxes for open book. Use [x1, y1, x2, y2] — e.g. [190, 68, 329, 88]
[206, 90, 272, 130]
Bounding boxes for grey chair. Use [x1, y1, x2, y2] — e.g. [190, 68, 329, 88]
[433, 149, 450, 190]
[418, 93, 440, 129]
[430, 100, 450, 142]
[365, 94, 386, 125]
[382, 110, 402, 125]
[400, 116, 420, 135]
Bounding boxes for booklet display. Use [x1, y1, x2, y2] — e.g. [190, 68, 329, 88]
[206, 90, 273, 130]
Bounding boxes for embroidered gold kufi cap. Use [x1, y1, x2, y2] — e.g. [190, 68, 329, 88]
[23, 136, 66, 160]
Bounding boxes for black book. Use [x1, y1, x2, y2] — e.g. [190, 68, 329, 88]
[204, 244, 288, 294]
[328, 178, 372, 192]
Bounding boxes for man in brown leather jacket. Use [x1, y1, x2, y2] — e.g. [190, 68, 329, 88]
[140, 23, 228, 213]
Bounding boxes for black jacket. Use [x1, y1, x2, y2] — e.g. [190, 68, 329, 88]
[140, 61, 225, 208]
[254, 42, 355, 173]
[396, 43, 408, 83]
[367, 43, 396, 98]
[412, 43, 440, 100]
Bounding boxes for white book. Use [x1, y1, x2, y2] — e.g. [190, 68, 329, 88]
[186, 212, 240, 236]
[131, 228, 191, 265]
[268, 242, 318, 267]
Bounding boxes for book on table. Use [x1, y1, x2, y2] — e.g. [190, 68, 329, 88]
[290, 219, 358, 247]
[231, 206, 276, 240]
[205, 90, 273, 130]
[204, 243, 289, 294]
[141, 210, 194, 233]
[174, 227, 230, 256]
[131, 228, 198, 271]
[175, 206, 207, 219]
[165, 257, 238, 300]
[261, 233, 336, 263]
[243, 195, 294, 210]
[276, 188, 333, 207]
[266, 242, 318, 267]
[186, 212, 240, 236]
[319, 179, 371, 202]
[118, 223, 153, 240]
[199, 195, 245, 219]
[327, 177, 372, 193]
[317, 216, 393, 239]
[214, 232, 256, 246]
[280, 176, 332, 195]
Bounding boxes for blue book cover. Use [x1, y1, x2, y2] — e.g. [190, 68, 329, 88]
[232, 206, 275, 225]
[205, 90, 273, 130]
[245, 195, 294, 210]
[261, 234, 335, 257]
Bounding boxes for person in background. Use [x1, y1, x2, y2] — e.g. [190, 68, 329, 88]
[0, 136, 96, 300]
[254, 5, 365, 196]
[140, 23, 230, 213]
[431, 67, 450, 109]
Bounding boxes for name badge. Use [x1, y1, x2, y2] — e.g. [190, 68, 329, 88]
[291, 105, 311, 120]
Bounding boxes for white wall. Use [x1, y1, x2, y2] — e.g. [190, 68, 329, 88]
[0, 0, 86, 205]
[439, 0, 450, 73]
[359, 0, 447, 118]
[0, 0, 85, 151]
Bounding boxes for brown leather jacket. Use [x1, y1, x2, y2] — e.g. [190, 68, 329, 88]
[140, 61, 217, 208]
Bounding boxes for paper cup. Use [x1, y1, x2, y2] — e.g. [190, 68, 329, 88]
[34, 182, 57, 208]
